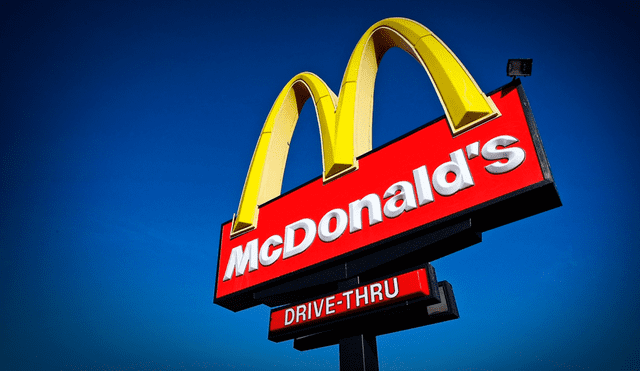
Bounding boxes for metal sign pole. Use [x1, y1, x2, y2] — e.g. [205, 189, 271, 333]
[339, 334, 379, 371]
[335, 276, 380, 371]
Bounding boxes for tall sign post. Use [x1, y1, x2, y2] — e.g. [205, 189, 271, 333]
[214, 18, 560, 370]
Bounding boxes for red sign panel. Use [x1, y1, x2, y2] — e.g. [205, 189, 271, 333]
[269, 268, 433, 334]
[215, 82, 559, 311]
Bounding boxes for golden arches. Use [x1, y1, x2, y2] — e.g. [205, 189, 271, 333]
[231, 17, 500, 236]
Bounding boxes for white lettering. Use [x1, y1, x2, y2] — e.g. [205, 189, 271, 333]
[383, 181, 418, 218]
[432, 149, 474, 196]
[355, 287, 369, 307]
[223, 239, 258, 281]
[318, 208, 348, 242]
[349, 194, 383, 233]
[466, 141, 480, 159]
[343, 290, 354, 310]
[413, 166, 434, 206]
[283, 218, 316, 259]
[370, 283, 383, 303]
[285, 308, 295, 326]
[296, 304, 306, 323]
[326, 295, 336, 314]
[313, 299, 324, 317]
[384, 278, 399, 298]
[482, 135, 526, 174]
[259, 235, 282, 266]
[224, 136, 525, 284]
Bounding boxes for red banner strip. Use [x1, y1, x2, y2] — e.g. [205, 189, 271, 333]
[269, 268, 431, 333]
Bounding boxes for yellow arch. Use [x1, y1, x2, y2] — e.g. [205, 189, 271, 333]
[231, 72, 349, 235]
[338, 17, 500, 158]
[231, 17, 500, 236]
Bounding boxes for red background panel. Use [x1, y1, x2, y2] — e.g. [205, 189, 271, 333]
[216, 86, 543, 300]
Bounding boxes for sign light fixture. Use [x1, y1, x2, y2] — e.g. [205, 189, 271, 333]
[507, 59, 533, 77]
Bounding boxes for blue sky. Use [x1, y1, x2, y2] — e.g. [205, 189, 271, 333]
[1, 1, 639, 370]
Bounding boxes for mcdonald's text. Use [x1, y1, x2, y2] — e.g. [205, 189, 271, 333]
[215, 84, 556, 309]
[223, 134, 524, 283]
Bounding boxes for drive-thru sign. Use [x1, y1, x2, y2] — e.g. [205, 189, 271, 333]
[270, 267, 438, 335]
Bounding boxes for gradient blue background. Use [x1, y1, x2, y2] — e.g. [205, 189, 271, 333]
[2, 1, 639, 370]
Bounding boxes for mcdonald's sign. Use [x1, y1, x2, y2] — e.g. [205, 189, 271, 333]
[214, 18, 560, 312]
